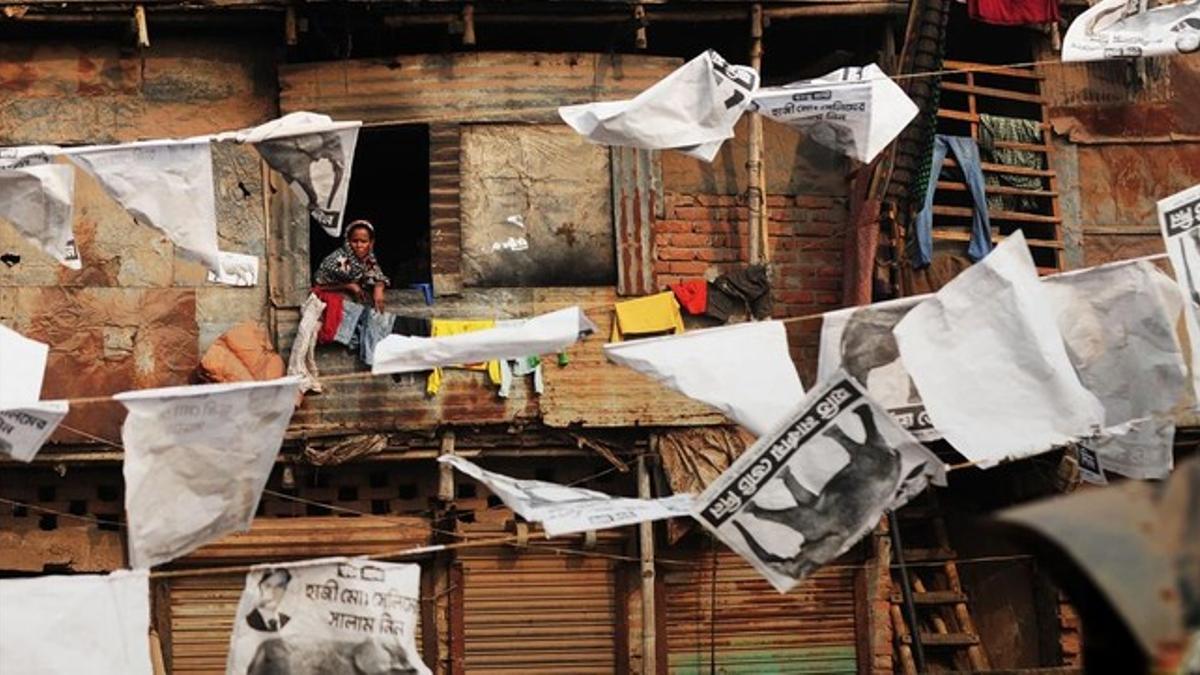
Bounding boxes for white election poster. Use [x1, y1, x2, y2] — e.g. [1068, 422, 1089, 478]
[894, 232, 1106, 468]
[116, 377, 300, 569]
[226, 558, 430, 675]
[693, 372, 943, 592]
[441, 455, 694, 537]
[0, 570, 152, 675]
[1044, 261, 1188, 479]
[817, 295, 937, 440]
[1158, 183, 1200, 407]
[0, 323, 49, 403]
[230, 112, 362, 238]
[0, 146, 80, 269]
[603, 321, 805, 437]
[750, 63, 918, 164]
[69, 139, 221, 271]
[0, 401, 69, 463]
[559, 49, 759, 162]
[1063, 0, 1200, 62]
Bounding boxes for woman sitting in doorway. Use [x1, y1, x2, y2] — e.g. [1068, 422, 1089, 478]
[314, 219, 390, 312]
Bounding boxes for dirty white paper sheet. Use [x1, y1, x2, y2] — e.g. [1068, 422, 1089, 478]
[1158, 183, 1200, 407]
[0, 146, 80, 269]
[226, 558, 430, 675]
[441, 455, 693, 537]
[818, 296, 937, 440]
[221, 112, 362, 238]
[1063, 0, 1200, 62]
[207, 250, 260, 287]
[0, 324, 67, 462]
[894, 232, 1106, 468]
[693, 372, 943, 592]
[69, 139, 221, 271]
[559, 50, 759, 162]
[0, 401, 69, 463]
[372, 307, 596, 375]
[117, 377, 300, 568]
[750, 63, 918, 163]
[0, 570, 152, 675]
[604, 321, 804, 437]
[1044, 260, 1187, 479]
[0, 323, 49, 404]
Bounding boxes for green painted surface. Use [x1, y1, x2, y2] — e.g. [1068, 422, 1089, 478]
[670, 644, 856, 675]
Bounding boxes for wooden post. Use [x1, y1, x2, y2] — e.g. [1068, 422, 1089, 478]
[438, 430, 456, 501]
[637, 453, 657, 674]
[633, 3, 647, 50]
[747, 4, 769, 264]
[284, 6, 298, 46]
[134, 5, 149, 48]
[461, 3, 476, 46]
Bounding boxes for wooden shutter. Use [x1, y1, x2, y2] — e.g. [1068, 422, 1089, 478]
[664, 548, 858, 674]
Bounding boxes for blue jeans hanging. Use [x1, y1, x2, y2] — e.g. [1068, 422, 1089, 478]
[912, 135, 993, 268]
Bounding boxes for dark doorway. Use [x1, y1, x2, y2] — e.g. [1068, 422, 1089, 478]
[309, 124, 431, 287]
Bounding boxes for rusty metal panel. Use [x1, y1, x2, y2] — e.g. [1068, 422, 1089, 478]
[613, 147, 661, 296]
[279, 52, 681, 124]
[663, 548, 858, 674]
[460, 124, 615, 287]
[430, 123, 464, 296]
[1075, 144, 1200, 229]
[534, 287, 729, 429]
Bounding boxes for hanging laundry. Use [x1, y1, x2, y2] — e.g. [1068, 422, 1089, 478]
[693, 372, 944, 592]
[0, 324, 68, 462]
[358, 309, 396, 367]
[287, 293, 327, 394]
[978, 114, 1045, 213]
[604, 320, 804, 436]
[392, 316, 432, 338]
[117, 377, 299, 569]
[312, 288, 345, 345]
[1063, 0, 1200, 62]
[968, 0, 1059, 26]
[670, 279, 708, 315]
[496, 319, 545, 398]
[0, 570, 152, 675]
[1044, 261, 1187, 480]
[441, 455, 694, 537]
[217, 112, 362, 238]
[750, 63, 919, 164]
[894, 232, 1106, 468]
[196, 322, 285, 384]
[225, 558, 431, 675]
[422, 319, 500, 395]
[610, 291, 685, 342]
[911, 135, 993, 268]
[0, 146, 80, 269]
[709, 264, 772, 321]
[1158, 183, 1200, 404]
[372, 307, 595, 378]
[332, 300, 366, 347]
[68, 139, 222, 271]
[558, 50, 759, 162]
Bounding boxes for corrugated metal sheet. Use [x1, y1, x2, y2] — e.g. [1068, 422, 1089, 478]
[167, 517, 431, 674]
[457, 523, 628, 673]
[430, 123, 464, 295]
[613, 147, 662, 296]
[664, 548, 858, 674]
[279, 52, 682, 124]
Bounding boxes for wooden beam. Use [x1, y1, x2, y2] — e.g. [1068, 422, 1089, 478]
[461, 3, 475, 46]
[134, 4, 149, 47]
[747, 2, 768, 264]
[637, 453, 656, 675]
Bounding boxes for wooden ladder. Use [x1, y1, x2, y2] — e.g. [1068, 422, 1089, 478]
[889, 492, 990, 674]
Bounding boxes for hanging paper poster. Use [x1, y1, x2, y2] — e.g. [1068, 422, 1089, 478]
[559, 49, 759, 162]
[207, 250, 261, 287]
[817, 296, 937, 440]
[0, 401, 68, 462]
[0, 146, 80, 269]
[69, 139, 221, 271]
[1158, 183, 1200, 408]
[750, 63, 918, 163]
[0, 323, 49, 404]
[226, 558, 431, 675]
[0, 570, 152, 675]
[441, 455, 694, 537]
[693, 372, 943, 592]
[604, 321, 805, 437]
[116, 377, 300, 568]
[1063, 0, 1200, 62]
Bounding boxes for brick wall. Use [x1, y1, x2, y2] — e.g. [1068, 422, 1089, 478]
[652, 191, 849, 383]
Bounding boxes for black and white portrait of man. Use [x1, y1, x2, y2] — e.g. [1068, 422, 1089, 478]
[245, 568, 292, 632]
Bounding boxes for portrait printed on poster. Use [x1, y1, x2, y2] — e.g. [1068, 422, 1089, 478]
[817, 296, 939, 441]
[226, 558, 430, 675]
[694, 373, 943, 592]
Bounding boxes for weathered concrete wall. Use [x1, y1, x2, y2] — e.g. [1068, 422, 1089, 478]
[0, 36, 278, 441]
[1040, 48, 1200, 267]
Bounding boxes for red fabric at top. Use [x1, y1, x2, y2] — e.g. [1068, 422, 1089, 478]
[670, 280, 708, 315]
[968, 0, 1059, 25]
[313, 288, 345, 345]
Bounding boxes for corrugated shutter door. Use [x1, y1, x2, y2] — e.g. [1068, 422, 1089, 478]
[665, 549, 857, 674]
[458, 535, 623, 674]
[169, 575, 243, 675]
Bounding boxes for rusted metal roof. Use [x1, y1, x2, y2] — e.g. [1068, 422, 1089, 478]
[613, 147, 662, 297]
